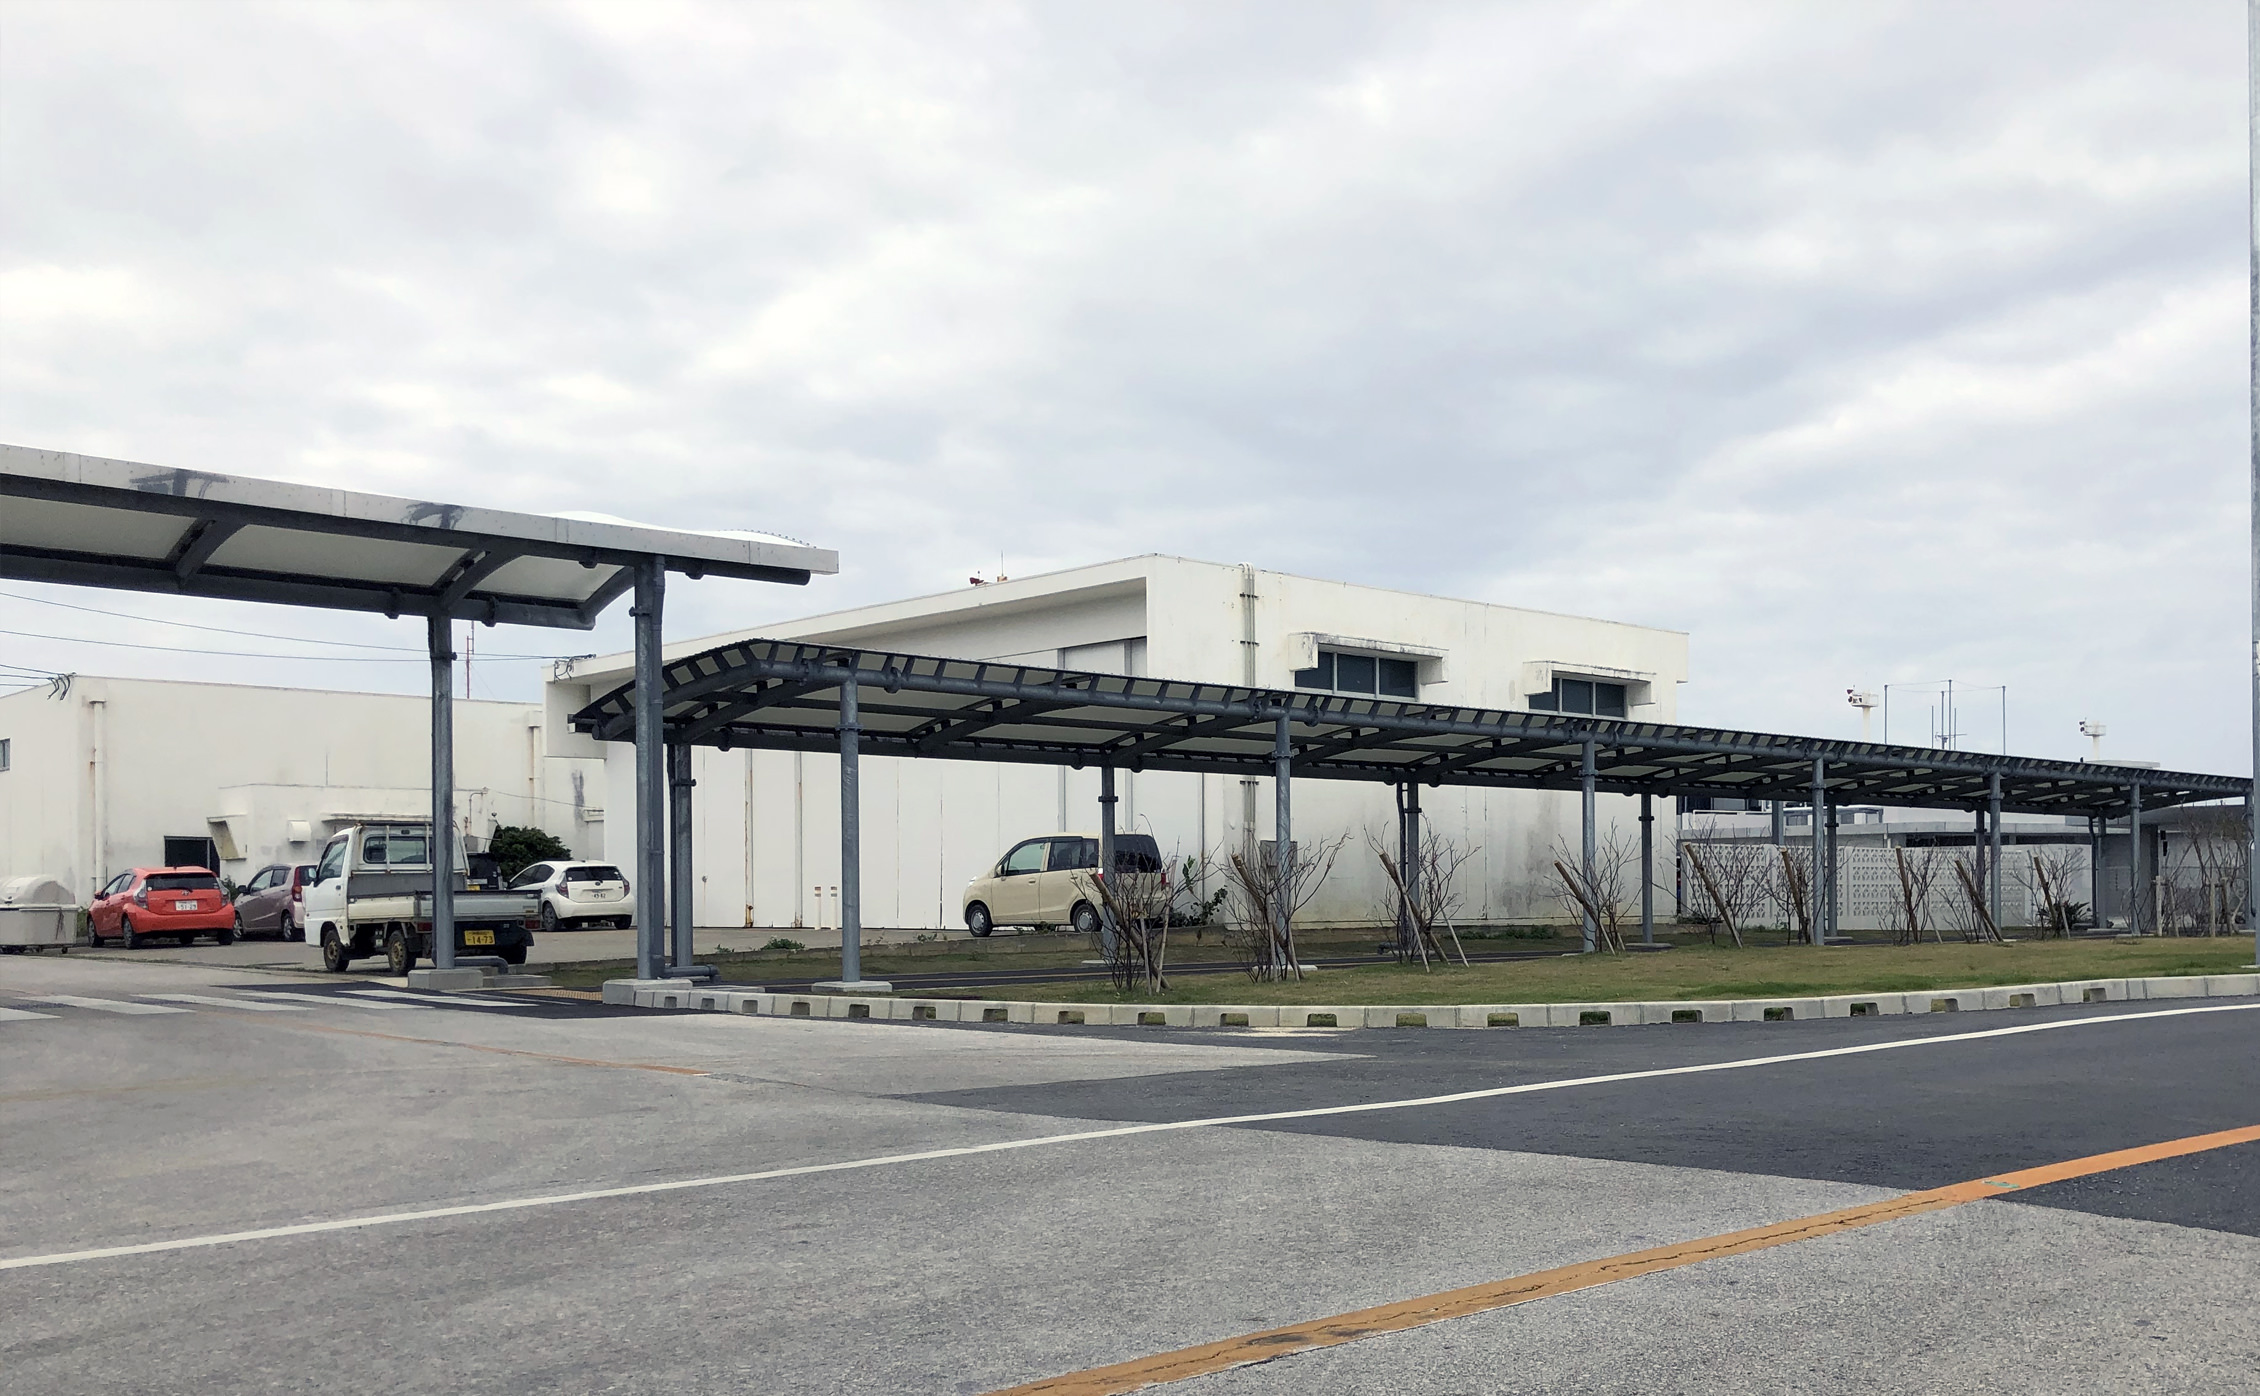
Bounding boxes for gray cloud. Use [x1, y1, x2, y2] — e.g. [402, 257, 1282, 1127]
[1, 0, 2246, 771]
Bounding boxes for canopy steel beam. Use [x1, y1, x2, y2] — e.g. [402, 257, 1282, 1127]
[571, 640, 2250, 818]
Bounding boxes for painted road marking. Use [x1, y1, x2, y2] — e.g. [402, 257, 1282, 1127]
[986, 1121, 2260, 1395]
[2, 1000, 2253, 1273]
[140, 994, 311, 1012]
[24, 995, 190, 1016]
[0, 1006, 60, 1023]
[345, 989, 533, 1009]
[245, 991, 424, 1010]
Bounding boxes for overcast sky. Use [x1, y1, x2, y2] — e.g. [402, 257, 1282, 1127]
[1, 1, 2248, 773]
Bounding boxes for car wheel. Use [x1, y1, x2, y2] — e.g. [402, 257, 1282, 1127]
[539, 903, 559, 934]
[1071, 901, 1101, 938]
[384, 928, 415, 976]
[320, 928, 350, 973]
[279, 913, 298, 945]
[218, 915, 239, 947]
[121, 916, 141, 950]
[965, 902, 994, 938]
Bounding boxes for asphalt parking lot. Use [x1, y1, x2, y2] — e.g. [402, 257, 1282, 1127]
[4, 953, 2255, 1394]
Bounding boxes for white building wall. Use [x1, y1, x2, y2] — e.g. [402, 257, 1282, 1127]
[0, 677, 601, 899]
[558, 557, 1689, 931]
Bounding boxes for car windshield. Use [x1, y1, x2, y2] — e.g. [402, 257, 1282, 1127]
[147, 873, 221, 892]
[563, 866, 624, 883]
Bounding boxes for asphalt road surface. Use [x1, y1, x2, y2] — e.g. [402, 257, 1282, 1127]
[4, 952, 2254, 1394]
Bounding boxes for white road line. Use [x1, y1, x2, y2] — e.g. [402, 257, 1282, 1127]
[0, 1006, 60, 1023]
[245, 991, 423, 1010]
[345, 990, 532, 1010]
[23, 995, 190, 1016]
[140, 994, 310, 1013]
[5, 999, 2252, 1273]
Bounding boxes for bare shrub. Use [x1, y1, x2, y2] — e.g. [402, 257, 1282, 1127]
[1220, 833, 1347, 982]
[1548, 828, 1640, 954]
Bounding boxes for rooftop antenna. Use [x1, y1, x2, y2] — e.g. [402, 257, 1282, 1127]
[1845, 690, 1879, 742]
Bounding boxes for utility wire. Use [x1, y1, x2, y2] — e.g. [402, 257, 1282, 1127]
[1, 626, 583, 664]
[0, 589, 579, 658]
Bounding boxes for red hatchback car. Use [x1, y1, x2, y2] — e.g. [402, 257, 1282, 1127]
[87, 867, 237, 948]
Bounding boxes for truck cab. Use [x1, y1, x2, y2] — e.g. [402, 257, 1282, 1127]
[302, 822, 539, 975]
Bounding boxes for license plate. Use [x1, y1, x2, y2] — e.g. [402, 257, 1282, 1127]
[178, 901, 200, 912]
[464, 930, 495, 947]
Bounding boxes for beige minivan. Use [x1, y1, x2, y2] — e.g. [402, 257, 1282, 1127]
[962, 831, 1164, 937]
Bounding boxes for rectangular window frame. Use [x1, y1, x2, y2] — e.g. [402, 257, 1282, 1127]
[1295, 648, 1423, 700]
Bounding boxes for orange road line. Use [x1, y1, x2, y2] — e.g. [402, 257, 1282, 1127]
[232, 1014, 711, 1076]
[990, 1122, 2260, 1396]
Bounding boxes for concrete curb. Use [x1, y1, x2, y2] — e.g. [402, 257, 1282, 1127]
[601, 973, 2260, 1028]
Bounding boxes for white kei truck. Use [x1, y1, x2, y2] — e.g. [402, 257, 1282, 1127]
[301, 822, 539, 975]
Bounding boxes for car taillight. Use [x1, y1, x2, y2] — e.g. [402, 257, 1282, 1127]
[134, 886, 148, 906]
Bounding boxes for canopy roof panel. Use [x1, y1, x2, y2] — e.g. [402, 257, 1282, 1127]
[1, 444, 838, 629]
[573, 638, 2250, 818]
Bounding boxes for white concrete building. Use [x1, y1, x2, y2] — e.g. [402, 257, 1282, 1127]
[0, 676, 601, 897]
[543, 556, 1690, 931]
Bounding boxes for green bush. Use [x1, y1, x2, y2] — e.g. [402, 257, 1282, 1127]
[488, 825, 572, 880]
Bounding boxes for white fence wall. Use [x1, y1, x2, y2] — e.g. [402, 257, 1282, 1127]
[1680, 844, 2093, 933]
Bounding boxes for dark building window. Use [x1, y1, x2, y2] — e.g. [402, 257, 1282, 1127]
[1527, 676, 1627, 718]
[1294, 649, 1419, 698]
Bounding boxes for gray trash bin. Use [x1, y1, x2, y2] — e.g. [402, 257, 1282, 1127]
[0, 875, 80, 951]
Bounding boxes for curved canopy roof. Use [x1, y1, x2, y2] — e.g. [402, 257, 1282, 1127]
[573, 637, 2249, 818]
[1, 444, 837, 629]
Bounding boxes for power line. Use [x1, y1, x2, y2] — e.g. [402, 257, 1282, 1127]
[0, 589, 581, 658]
[1, 626, 583, 664]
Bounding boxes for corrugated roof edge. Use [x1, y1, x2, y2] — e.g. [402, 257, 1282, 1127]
[0, 444, 838, 578]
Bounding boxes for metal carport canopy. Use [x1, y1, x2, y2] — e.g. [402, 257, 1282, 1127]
[2, 443, 838, 982]
[572, 637, 2250, 817]
[0, 443, 833, 627]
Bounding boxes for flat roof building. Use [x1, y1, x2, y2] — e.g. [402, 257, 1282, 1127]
[543, 555, 1691, 932]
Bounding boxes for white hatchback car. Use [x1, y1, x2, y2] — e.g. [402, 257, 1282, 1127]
[506, 860, 631, 932]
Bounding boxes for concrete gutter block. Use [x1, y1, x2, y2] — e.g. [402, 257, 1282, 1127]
[1033, 1002, 1091, 1026]
[2205, 974, 2260, 997]
[2141, 976, 2205, 999]
[1193, 1005, 1273, 1028]
[1663, 1001, 1726, 1024]
[1291, 1005, 1357, 1029]
[602, 977, 692, 1007]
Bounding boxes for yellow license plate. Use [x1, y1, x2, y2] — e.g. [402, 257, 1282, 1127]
[464, 930, 495, 947]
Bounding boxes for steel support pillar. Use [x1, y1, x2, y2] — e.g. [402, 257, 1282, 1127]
[1580, 736, 1597, 954]
[1393, 783, 1411, 956]
[427, 614, 455, 971]
[1770, 799, 1784, 846]
[1273, 708, 1293, 976]
[668, 741, 695, 974]
[631, 558, 666, 982]
[839, 669, 863, 984]
[1987, 772, 2004, 933]
[1098, 764, 1118, 958]
[1809, 759, 1826, 946]
[1639, 792, 1654, 946]
[1405, 780, 1422, 948]
[2247, 0, 2260, 959]
[2089, 814, 2104, 924]
[1825, 803, 1840, 942]
[1973, 806, 1987, 929]
[2128, 781, 2144, 934]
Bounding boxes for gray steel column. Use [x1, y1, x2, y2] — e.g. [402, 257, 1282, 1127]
[2249, 0, 2260, 959]
[1580, 736, 1597, 953]
[427, 614, 456, 971]
[1639, 792, 1654, 946]
[2129, 781, 2144, 935]
[1406, 779, 1422, 943]
[2089, 814, 2104, 923]
[1825, 803, 1840, 942]
[668, 741, 695, 973]
[1770, 799, 1784, 846]
[1809, 759, 1826, 946]
[1098, 764, 1118, 958]
[632, 557, 666, 982]
[839, 668, 862, 985]
[1273, 707, 1293, 975]
[1987, 772, 2004, 932]
[1394, 783, 1411, 955]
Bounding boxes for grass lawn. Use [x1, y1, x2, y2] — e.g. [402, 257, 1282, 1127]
[983, 937, 2260, 1006]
